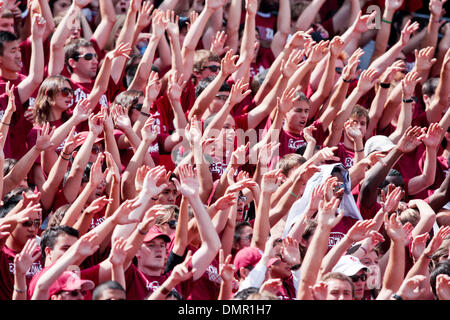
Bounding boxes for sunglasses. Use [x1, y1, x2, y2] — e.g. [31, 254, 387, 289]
[76, 53, 98, 61]
[335, 67, 343, 74]
[215, 94, 229, 101]
[22, 219, 41, 228]
[59, 87, 73, 97]
[167, 220, 177, 229]
[350, 273, 367, 282]
[204, 65, 220, 72]
[60, 289, 87, 297]
[133, 103, 143, 111]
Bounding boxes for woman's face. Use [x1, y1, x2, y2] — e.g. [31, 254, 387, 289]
[53, 0, 72, 17]
[53, 80, 74, 111]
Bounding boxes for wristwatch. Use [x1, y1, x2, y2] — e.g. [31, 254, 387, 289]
[391, 293, 403, 300]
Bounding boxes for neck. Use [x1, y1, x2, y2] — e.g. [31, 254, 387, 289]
[138, 264, 162, 277]
[342, 135, 354, 150]
[71, 72, 91, 84]
[48, 107, 63, 122]
[5, 236, 22, 252]
[0, 68, 18, 80]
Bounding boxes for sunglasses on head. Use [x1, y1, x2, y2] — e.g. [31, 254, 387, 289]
[22, 219, 41, 228]
[133, 103, 143, 111]
[76, 53, 98, 61]
[59, 87, 73, 97]
[350, 273, 367, 282]
[204, 65, 220, 72]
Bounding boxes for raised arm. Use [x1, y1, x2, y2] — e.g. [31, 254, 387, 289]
[91, 0, 117, 50]
[270, 0, 290, 57]
[294, 0, 326, 31]
[421, 0, 447, 51]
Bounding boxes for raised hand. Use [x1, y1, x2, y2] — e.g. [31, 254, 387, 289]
[356, 68, 379, 93]
[111, 105, 132, 132]
[429, 0, 447, 19]
[396, 275, 428, 300]
[285, 29, 313, 50]
[401, 71, 422, 97]
[111, 197, 141, 225]
[171, 250, 196, 283]
[151, 9, 167, 38]
[261, 169, 284, 193]
[257, 141, 280, 167]
[221, 50, 242, 76]
[317, 194, 343, 229]
[277, 87, 299, 115]
[352, 10, 377, 33]
[167, 71, 187, 102]
[84, 196, 112, 215]
[164, 10, 179, 38]
[89, 152, 108, 186]
[414, 46, 436, 73]
[410, 233, 429, 261]
[141, 116, 158, 144]
[31, 14, 46, 39]
[306, 40, 329, 64]
[35, 122, 55, 151]
[14, 238, 41, 276]
[329, 36, 345, 57]
[385, 0, 404, 11]
[210, 30, 229, 57]
[142, 166, 169, 196]
[72, 98, 91, 123]
[212, 193, 237, 211]
[88, 112, 105, 136]
[380, 60, 406, 83]
[260, 278, 283, 296]
[380, 185, 404, 213]
[423, 226, 450, 258]
[383, 212, 408, 243]
[228, 79, 251, 106]
[436, 274, 450, 300]
[206, 0, 226, 10]
[145, 71, 161, 101]
[172, 164, 200, 199]
[108, 237, 131, 267]
[400, 20, 420, 45]
[135, 165, 151, 192]
[108, 42, 132, 61]
[185, 115, 203, 148]
[219, 249, 235, 283]
[421, 123, 444, 149]
[136, 1, 154, 30]
[397, 126, 426, 153]
[311, 146, 340, 164]
[281, 49, 305, 78]
[346, 219, 376, 242]
[344, 120, 363, 143]
[281, 236, 300, 266]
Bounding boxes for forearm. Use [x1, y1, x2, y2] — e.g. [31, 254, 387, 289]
[366, 86, 390, 139]
[2, 148, 40, 196]
[40, 154, 70, 211]
[111, 264, 126, 291]
[121, 139, 151, 200]
[380, 240, 405, 294]
[104, 129, 122, 171]
[421, 13, 441, 50]
[309, 54, 338, 117]
[172, 196, 189, 256]
[169, 98, 188, 130]
[105, 178, 120, 218]
[251, 191, 272, 251]
[224, 0, 242, 54]
[92, 0, 117, 50]
[88, 56, 113, 107]
[370, 8, 396, 62]
[407, 147, 437, 196]
[219, 207, 237, 258]
[319, 235, 353, 277]
[129, 36, 162, 91]
[388, 101, 413, 144]
[148, 276, 179, 300]
[294, 0, 326, 31]
[60, 183, 96, 227]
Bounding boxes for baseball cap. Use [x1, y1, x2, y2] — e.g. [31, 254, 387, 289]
[266, 257, 281, 268]
[143, 226, 171, 243]
[234, 246, 263, 271]
[48, 271, 95, 297]
[364, 135, 395, 157]
[332, 255, 368, 276]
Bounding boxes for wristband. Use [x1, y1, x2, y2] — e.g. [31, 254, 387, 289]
[356, 148, 364, 153]
[391, 293, 403, 300]
[1, 122, 10, 126]
[424, 253, 433, 260]
[343, 78, 352, 83]
[62, 151, 72, 156]
[289, 191, 300, 198]
[380, 82, 391, 89]
[14, 286, 27, 293]
[138, 226, 148, 235]
[402, 98, 414, 103]
[140, 111, 151, 117]
[60, 154, 70, 161]
[382, 18, 392, 24]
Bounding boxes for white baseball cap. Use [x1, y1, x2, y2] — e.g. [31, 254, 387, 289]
[332, 255, 368, 276]
[364, 135, 395, 157]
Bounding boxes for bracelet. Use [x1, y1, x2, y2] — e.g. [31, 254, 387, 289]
[391, 293, 403, 300]
[402, 98, 414, 103]
[382, 18, 392, 24]
[140, 111, 151, 117]
[424, 253, 433, 260]
[60, 154, 70, 161]
[159, 286, 170, 295]
[342, 78, 352, 83]
[360, 246, 368, 254]
[356, 148, 364, 153]
[14, 286, 27, 293]
[432, 19, 441, 23]
[289, 191, 300, 198]
[1, 122, 10, 126]
[62, 151, 72, 156]
[380, 82, 391, 89]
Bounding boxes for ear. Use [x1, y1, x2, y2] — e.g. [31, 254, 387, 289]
[44, 247, 52, 263]
[423, 94, 431, 106]
[240, 267, 249, 280]
[68, 58, 77, 70]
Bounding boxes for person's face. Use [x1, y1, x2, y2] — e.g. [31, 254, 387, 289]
[269, 259, 291, 279]
[129, 96, 144, 123]
[88, 175, 106, 202]
[285, 100, 310, 134]
[237, 226, 253, 249]
[346, 115, 368, 139]
[236, 195, 246, 221]
[210, 91, 229, 114]
[325, 279, 353, 300]
[52, 0, 72, 17]
[138, 237, 168, 271]
[88, 142, 104, 163]
[0, 40, 22, 73]
[154, 181, 178, 205]
[45, 233, 78, 265]
[198, 61, 220, 81]
[0, 17, 15, 34]
[159, 216, 177, 237]
[53, 80, 74, 111]
[114, 0, 130, 14]
[96, 288, 126, 300]
[71, 46, 98, 79]
[350, 270, 367, 300]
[67, 19, 81, 43]
[51, 289, 87, 300]
[11, 212, 41, 247]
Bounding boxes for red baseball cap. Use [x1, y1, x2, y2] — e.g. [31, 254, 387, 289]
[143, 226, 171, 243]
[48, 271, 95, 298]
[234, 246, 263, 271]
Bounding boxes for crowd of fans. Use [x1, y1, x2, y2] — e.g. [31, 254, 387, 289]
[0, 0, 450, 301]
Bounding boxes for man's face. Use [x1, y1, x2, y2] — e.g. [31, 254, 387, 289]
[346, 115, 368, 139]
[210, 91, 229, 114]
[52, 0, 72, 17]
[96, 288, 126, 300]
[0, 17, 15, 34]
[154, 181, 179, 205]
[269, 259, 291, 279]
[285, 100, 310, 134]
[45, 233, 78, 265]
[325, 279, 353, 300]
[0, 40, 22, 73]
[11, 211, 41, 248]
[237, 226, 253, 249]
[350, 270, 367, 300]
[138, 237, 168, 270]
[71, 46, 98, 80]
[198, 61, 220, 81]
[114, 0, 130, 14]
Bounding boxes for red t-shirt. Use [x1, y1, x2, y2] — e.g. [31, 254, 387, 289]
[124, 263, 172, 300]
[0, 245, 43, 300]
[335, 142, 355, 169]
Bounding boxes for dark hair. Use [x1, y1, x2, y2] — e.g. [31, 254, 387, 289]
[195, 76, 231, 98]
[233, 287, 260, 300]
[430, 260, 450, 299]
[234, 221, 252, 246]
[422, 78, 440, 97]
[380, 169, 404, 190]
[64, 38, 94, 73]
[92, 281, 126, 300]
[0, 31, 18, 56]
[350, 105, 369, 126]
[3, 158, 17, 176]
[0, 187, 32, 218]
[40, 225, 79, 262]
[322, 272, 355, 297]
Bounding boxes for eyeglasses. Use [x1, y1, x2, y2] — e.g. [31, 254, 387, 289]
[133, 103, 143, 111]
[241, 234, 253, 241]
[60, 289, 87, 298]
[335, 67, 343, 74]
[350, 273, 367, 282]
[22, 219, 41, 228]
[59, 87, 73, 97]
[204, 65, 220, 72]
[92, 145, 103, 154]
[76, 53, 98, 61]
[238, 195, 247, 202]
